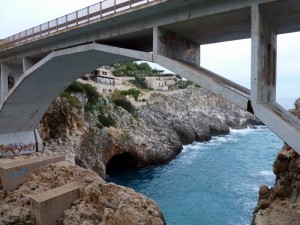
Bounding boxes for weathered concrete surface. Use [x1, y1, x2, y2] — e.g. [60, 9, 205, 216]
[0, 44, 151, 135]
[153, 28, 200, 66]
[30, 179, 83, 225]
[0, 154, 64, 190]
[153, 54, 250, 111]
[1, 0, 300, 62]
[252, 99, 300, 225]
[250, 3, 300, 153]
[0, 0, 300, 157]
[0, 129, 43, 157]
[0, 131, 36, 157]
[0, 160, 166, 225]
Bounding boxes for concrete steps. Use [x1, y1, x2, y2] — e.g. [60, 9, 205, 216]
[30, 179, 83, 225]
[0, 155, 86, 225]
[0, 154, 64, 191]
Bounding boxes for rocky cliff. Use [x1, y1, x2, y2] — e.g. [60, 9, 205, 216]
[252, 99, 300, 225]
[39, 83, 261, 178]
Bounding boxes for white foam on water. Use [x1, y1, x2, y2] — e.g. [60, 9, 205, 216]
[230, 126, 268, 136]
[259, 170, 274, 180]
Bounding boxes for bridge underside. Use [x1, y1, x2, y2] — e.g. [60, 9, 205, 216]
[0, 42, 300, 156]
[1, 0, 300, 156]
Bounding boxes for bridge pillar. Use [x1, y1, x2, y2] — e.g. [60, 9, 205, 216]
[23, 57, 42, 72]
[251, 4, 277, 105]
[250, 4, 300, 154]
[153, 27, 200, 66]
[0, 61, 23, 100]
[0, 62, 9, 101]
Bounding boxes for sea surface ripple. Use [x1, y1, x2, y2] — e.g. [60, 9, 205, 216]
[107, 126, 283, 225]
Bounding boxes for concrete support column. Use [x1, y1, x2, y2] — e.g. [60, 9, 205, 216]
[23, 57, 41, 72]
[251, 4, 277, 105]
[153, 27, 200, 66]
[1, 62, 9, 101]
[0, 62, 23, 100]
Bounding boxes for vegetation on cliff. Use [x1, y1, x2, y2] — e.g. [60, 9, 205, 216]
[39, 76, 261, 179]
[112, 62, 155, 77]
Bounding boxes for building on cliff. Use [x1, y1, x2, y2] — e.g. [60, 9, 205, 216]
[85, 66, 179, 93]
[145, 75, 178, 91]
[90, 68, 116, 95]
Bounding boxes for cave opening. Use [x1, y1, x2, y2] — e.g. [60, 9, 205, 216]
[106, 152, 138, 176]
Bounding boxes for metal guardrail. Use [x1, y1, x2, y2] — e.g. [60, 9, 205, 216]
[0, 0, 154, 51]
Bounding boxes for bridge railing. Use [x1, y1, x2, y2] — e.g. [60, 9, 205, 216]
[0, 0, 154, 51]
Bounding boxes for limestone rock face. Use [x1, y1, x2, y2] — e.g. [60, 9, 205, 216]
[40, 87, 261, 177]
[0, 160, 166, 225]
[252, 98, 300, 225]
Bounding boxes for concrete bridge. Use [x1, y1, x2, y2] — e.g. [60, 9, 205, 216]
[1, 0, 300, 156]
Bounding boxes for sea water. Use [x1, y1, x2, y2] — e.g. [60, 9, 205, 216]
[106, 126, 283, 225]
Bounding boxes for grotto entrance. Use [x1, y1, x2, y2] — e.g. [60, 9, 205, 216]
[106, 152, 138, 176]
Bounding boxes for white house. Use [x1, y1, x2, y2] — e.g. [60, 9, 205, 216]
[145, 75, 178, 91]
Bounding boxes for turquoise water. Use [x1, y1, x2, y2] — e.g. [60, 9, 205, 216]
[106, 127, 283, 225]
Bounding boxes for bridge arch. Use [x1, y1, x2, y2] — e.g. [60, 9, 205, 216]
[1, 42, 300, 156]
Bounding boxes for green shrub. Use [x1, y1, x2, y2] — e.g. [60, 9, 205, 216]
[66, 81, 85, 93]
[129, 76, 150, 90]
[177, 80, 193, 89]
[65, 81, 104, 113]
[82, 84, 100, 103]
[98, 114, 116, 127]
[60, 92, 82, 109]
[112, 62, 155, 77]
[121, 89, 141, 101]
[114, 98, 136, 114]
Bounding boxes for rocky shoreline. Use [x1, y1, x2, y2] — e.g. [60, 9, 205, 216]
[1, 84, 263, 225]
[252, 99, 300, 225]
[4, 81, 295, 225]
[39, 85, 261, 178]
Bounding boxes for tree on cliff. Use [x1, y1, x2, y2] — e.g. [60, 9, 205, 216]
[112, 62, 155, 77]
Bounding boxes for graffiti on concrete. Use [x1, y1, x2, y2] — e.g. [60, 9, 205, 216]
[8, 167, 29, 180]
[0, 142, 35, 156]
[159, 30, 200, 66]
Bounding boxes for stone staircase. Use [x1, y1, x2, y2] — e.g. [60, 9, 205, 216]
[0, 155, 84, 225]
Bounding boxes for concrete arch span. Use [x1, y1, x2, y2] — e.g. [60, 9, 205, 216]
[1, 43, 300, 156]
[0, 43, 152, 135]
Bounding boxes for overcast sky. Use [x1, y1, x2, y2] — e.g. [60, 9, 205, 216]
[1, 0, 299, 106]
